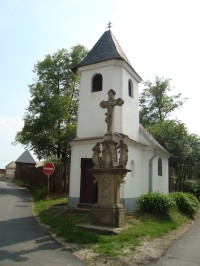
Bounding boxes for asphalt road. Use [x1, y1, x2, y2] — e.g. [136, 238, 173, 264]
[148, 215, 200, 266]
[0, 181, 85, 266]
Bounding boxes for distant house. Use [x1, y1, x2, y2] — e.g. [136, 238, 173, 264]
[14, 150, 36, 183]
[5, 161, 16, 179]
[0, 168, 6, 180]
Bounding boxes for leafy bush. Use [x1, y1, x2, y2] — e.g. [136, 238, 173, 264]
[136, 192, 174, 215]
[182, 180, 200, 199]
[170, 192, 199, 217]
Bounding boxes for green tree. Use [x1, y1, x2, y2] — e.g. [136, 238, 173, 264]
[139, 76, 187, 127]
[15, 45, 88, 190]
[147, 120, 200, 190]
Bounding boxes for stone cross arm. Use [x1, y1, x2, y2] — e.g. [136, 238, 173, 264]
[100, 98, 124, 109]
[99, 89, 124, 134]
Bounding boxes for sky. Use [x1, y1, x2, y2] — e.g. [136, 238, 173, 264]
[0, 0, 199, 168]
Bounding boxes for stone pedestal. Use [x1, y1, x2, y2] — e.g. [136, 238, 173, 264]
[91, 203, 126, 227]
[91, 167, 130, 228]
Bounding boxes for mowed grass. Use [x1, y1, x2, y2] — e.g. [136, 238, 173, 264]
[33, 194, 189, 258]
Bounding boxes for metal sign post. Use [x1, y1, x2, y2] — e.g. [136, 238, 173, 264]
[43, 162, 55, 199]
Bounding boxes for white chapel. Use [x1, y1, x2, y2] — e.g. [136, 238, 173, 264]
[68, 29, 169, 210]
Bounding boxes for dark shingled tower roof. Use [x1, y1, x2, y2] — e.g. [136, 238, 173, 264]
[15, 149, 36, 164]
[72, 30, 141, 81]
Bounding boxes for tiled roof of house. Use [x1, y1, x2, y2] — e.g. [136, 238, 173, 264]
[15, 149, 36, 164]
[72, 30, 142, 81]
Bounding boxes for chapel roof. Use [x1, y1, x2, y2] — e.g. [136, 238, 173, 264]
[139, 124, 170, 155]
[72, 30, 141, 81]
[15, 149, 36, 164]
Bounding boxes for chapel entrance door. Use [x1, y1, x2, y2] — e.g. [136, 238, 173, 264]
[79, 158, 98, 208]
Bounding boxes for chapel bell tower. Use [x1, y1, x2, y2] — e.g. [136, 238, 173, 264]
[72, 29, 142, 141]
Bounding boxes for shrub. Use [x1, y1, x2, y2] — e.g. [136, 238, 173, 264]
[182, 180, 200, 199]
[170, 192, 199, 217]
[136, 192, 174, 215]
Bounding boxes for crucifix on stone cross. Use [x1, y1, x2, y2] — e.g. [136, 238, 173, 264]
[100, 89, 124, 134]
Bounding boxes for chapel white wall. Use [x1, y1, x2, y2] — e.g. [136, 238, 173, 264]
[121, 68, 140, 141]
[152, 156, 169, 193]
[77, 61, 140, 140]
[121, 146, 169, 208]
[69, 140, 169, 209]
[121, 147, 150, 199]
[69, 141, 98, 198]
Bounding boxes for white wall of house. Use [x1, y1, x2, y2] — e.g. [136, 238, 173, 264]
[6, 169, 15, 179]
[5, 162, 16, 179]
[0, 170, 6, 180]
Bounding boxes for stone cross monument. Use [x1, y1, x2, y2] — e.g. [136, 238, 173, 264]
[91, 90, 130, 228]
[100, 89, 124, 134]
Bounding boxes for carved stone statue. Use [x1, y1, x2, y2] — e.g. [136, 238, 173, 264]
[117, 140, 128, 167]
[101, 143, 112, 167]
[100, 89, 124, 134]
[92, 143, 101, 167]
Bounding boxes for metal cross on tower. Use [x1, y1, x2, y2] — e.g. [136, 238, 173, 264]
[107, 21, 112, 30]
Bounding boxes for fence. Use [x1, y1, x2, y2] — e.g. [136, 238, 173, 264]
[14, 163, 64, 193]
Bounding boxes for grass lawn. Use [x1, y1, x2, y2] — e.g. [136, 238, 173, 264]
[32, 193, 189, 259]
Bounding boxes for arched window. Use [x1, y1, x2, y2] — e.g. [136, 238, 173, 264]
[131, 160, 135, 177]
[158, 157, 162, 176]
[128, 79, 133, 98]
[92, 74, 102, 92]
